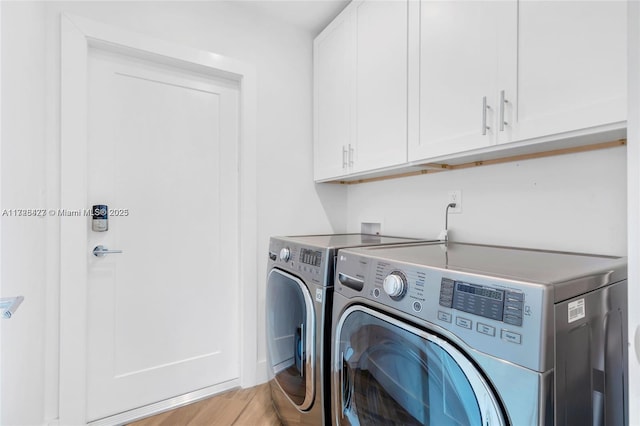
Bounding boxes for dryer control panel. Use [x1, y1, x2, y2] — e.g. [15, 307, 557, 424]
[268, 239, 328, 286]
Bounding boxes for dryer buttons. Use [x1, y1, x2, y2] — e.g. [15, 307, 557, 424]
[279, 247, 291, 262]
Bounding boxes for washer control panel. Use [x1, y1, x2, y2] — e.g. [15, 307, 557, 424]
[439, 278, 524, 326]
[335, 249, 547, 372]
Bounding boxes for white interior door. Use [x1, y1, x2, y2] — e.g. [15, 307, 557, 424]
[85, 47, 240, 421]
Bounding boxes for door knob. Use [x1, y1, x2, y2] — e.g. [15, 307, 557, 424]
[93, 245, 123, 257]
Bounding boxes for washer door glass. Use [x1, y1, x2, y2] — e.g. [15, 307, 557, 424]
[335, 307, 505, 426]
[266, 269, 315, 410]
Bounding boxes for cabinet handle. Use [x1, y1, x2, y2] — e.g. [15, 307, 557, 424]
[482, 96, 491, 135]
[499, 90, 508, 131]
[342, 146, 348, 168]
[348, 144, 354, 167]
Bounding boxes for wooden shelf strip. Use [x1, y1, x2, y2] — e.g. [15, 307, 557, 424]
[330, 139, 626, 185]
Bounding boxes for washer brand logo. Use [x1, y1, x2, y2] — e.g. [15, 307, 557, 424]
[315, 289, 323, 303]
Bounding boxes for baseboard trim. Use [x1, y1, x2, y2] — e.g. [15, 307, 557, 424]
[88, 379, 240, 426]
[255, 359, 268, 384]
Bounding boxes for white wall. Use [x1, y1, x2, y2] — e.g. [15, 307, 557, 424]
[347, 147, 627, 256]
[1, 2, 47, 426]
[1, 2, 346, 425]
[627, 1, 639, 424]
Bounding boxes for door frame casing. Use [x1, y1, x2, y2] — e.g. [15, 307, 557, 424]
[60, 13, 257, 425]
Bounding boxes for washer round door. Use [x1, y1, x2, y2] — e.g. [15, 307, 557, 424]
[334, 306, 506, 426]
[266, 269, 315, 410]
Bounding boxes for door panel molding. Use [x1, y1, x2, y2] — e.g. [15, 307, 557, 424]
[60, 13, 257, 425]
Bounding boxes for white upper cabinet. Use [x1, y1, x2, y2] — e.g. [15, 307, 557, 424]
[354, 1, 408, 173]
[413, 1, 516, 160]
[314, 9, 355, 181]
[314, 0, 408, 181]
[315, 0, 627, 181]
[410, 0, 626, 163]
[506, 1, 627, 143]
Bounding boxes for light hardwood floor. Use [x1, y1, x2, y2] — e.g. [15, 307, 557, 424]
[128, 384, 282, 426]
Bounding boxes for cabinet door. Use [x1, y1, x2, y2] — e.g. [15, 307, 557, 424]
[412, 1, 514, 161]
[353, 0, 408, 172]
[314, 9, 355, 181]
[506, 1, 627, 143]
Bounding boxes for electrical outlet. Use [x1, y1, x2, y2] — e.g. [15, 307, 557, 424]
[448, 190, 462, 213]
[361, 222, 382, 235]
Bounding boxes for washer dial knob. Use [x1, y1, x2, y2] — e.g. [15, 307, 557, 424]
[383, 272, 407, 299]
[279, 247, 291, 262]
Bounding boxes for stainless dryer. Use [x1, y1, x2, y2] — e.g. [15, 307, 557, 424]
[265, 234, 433, 425]
[332, 242, 627, 425]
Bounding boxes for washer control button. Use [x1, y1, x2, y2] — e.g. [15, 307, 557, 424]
[504, 290, 525, 327]
[456, 317, 473, 330]
[372, 288, 381, 298]
[383, 272, 407, 300]
[504, 313, 523, 327]
[438, 311, 452, 323]
[477, 323, 496, 337]
[505, 291, 524, 302]
[501, 330, 522, 344]
[412, 301, 423, 312]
